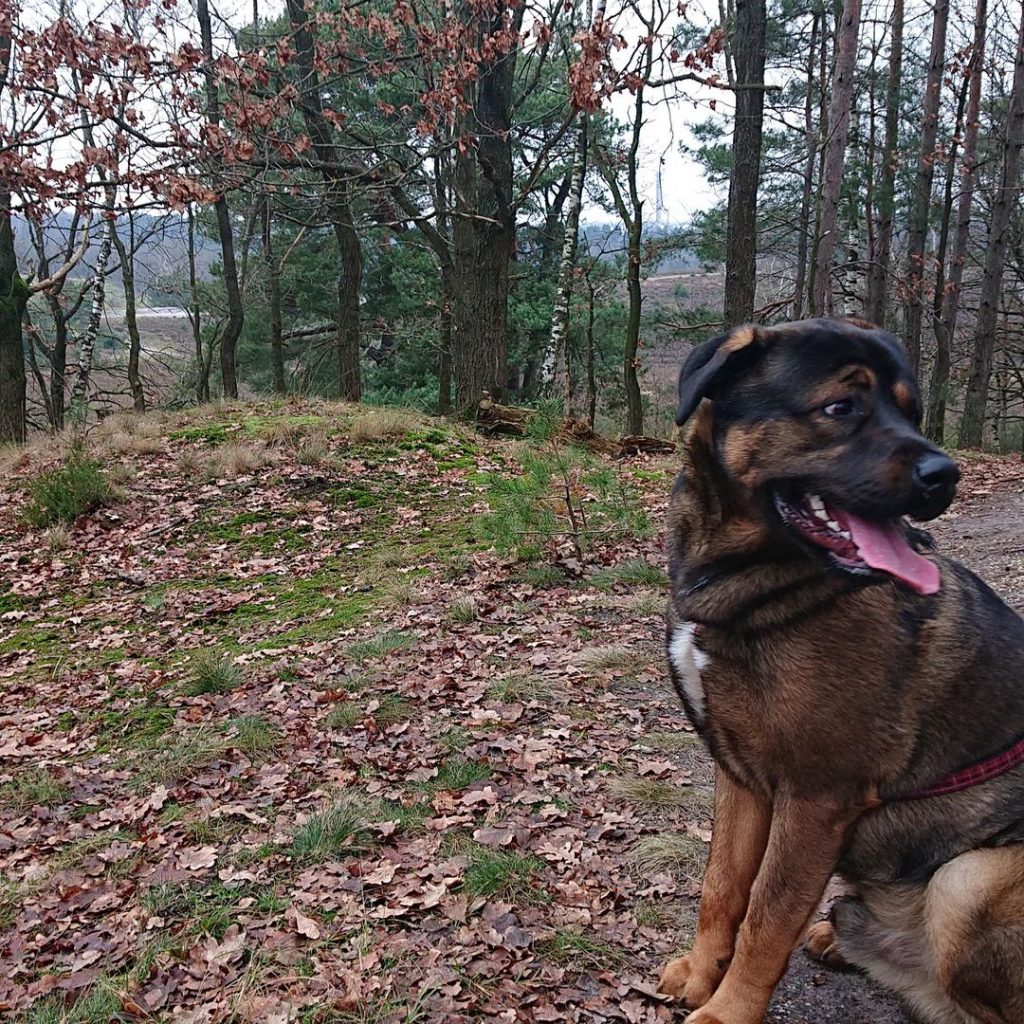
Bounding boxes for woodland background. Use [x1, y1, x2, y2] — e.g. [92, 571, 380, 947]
[1, 0, 1024, 448]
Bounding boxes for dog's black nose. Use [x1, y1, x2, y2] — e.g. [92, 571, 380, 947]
[912, 452, 960, 501]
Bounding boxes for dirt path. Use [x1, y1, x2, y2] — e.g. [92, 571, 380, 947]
[761, 475, 1024, 1024]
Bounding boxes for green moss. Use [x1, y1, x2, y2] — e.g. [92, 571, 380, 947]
[169, 424, 229, 444]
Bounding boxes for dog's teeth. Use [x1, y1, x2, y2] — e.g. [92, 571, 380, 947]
[809, 495, 825, 511]
[813, 508, 830, 522]
[838, 530, 852, 540]
[826, 519, 841, 531]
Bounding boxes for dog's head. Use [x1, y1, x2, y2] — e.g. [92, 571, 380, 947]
[676, 317, 959, 595]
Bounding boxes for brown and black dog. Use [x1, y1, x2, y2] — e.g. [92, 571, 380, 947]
[658, 318, 1024, 1024]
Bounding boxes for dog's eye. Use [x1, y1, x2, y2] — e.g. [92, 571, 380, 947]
[822, 399, 857, 418]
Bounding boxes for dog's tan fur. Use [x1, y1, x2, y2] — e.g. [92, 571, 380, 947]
[659, 319, 1024, 1024]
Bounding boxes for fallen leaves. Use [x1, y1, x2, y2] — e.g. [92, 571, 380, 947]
[4, 402, 1012, 1020]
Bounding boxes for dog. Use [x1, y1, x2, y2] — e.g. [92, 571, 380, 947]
[657, 318, 1024, 1024]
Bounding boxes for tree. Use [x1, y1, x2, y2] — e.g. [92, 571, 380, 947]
[958, 8, 1024, 448]
[283, 0, 362, 401]
[863, 0, 903, 325]
[197, 0, 245, 400]
[811, 0, 862, 315]
[723, 0, 767, 326]
[926, 0, 987, 440]
[902, 0, 950, 376]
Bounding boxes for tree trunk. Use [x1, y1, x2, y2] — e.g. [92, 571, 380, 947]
[285, 0, 362, 402]
[926, 0, 986, 441]
[902, 0, 950, 377]
[811, 0, 862, 316]
[111, 213, 145, 411]
[0, 189, 27, 442]
[541, 120, 586, 395]
[69, 212, 115, 422]
[450, 4, 517, 410]
[187, 205, 212, 403]
[958, 8, 1024, 448]
[792, 12, 819, 320]
[585, 281, 597, 429]
[262, 200, 286, 395]
[724, 0, 767, 325]
[197, 0, 243, 399]
[864, 0, 904, 324]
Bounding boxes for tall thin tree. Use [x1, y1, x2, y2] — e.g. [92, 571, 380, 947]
[864, 0, 903, 325]
[724, 0, 767, 326]
[902, 0, 950, 376]
[811, 0, 862, 315]
[958, 7, 1024, 448]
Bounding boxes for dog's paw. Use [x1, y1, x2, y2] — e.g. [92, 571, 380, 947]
[658, 955, 719, 1009]
[683, 1010, 726, 1024]
[804, 919, 850, 969]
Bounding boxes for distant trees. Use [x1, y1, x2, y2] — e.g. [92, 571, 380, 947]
[3, 0, 1024, 449]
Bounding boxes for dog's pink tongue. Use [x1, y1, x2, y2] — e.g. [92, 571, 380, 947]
[838, 511, 940, 595]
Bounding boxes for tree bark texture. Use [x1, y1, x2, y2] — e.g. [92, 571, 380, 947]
[69, 212, 114, 420]
[902, 0, 949, 377]
[724, 0, 767, 326]
[262, 200, 286, 395]
[958, 7, 1024, 448]
[792, 11, 819, 320]
[926, 0, 986, 441]
[0, 189, 27, 442]
[451, 4, 517, 411]
[197, 0, 244, 400]
[111, 214, 145, 411]
[540, 121, 586, 392]
[864, 0, 904, 325]
[812, 0, 862, 316]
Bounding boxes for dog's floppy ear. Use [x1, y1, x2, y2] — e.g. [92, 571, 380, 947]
[676, 324, 763, 425]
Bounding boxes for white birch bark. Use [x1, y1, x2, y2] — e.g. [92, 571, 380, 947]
[69, 201, 114, 420]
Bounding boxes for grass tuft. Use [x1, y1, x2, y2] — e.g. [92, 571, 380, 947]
[23, 451, 110, 528]
[415, 755, 490, 795]
[627, 832, 707, 879]
[463, 848, 547, 902]
[447, 595, 477, 623]
[540, 929, 625, 971]
[291, 797, 371, 862]
[516, 564, 566, 588]
[184, 649, 243, 696]
[487, 673, 552, 703]
[575, 644, 648, 672]
[207, 442, 266, 479]
[227, 715, 280, 756]
[607, 775, 693, 809]
[641, 730, 703, 754]
[0, 767, 69, 811]
[590, 557, 668, 590]
[349, 407, 422, 443]
[132, 730, 227, 789]
[348, 629, 415, 662]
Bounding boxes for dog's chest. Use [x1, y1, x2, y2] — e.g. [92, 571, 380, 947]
[668, 621, 710, 728]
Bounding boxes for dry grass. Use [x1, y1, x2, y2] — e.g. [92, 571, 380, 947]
[349, 407, 422, 443]
[627, 832, 707, 880]
[607, 774, 697, 809]
[206, 442, 266, 480]
[174, 449, 202, 477]
[575, 644, 649, 673]
[0, 442, 29, 477]
[42, 523, 72, 551]
[641, 730, 703, 754]
[487, 673, 553, 703]
[447, 595, 477, 623]
[296, 431, 330, 465]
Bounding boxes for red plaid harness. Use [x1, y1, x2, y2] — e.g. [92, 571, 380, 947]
[901, 734, 1024, 800]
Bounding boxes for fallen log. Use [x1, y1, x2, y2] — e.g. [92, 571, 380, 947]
[619, 434, 676, 456]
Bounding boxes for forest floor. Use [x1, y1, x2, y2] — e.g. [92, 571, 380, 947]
[1, 400, 1022, 1024]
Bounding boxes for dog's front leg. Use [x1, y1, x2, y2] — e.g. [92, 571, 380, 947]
[684, 792, 862, 1024]
[659, 767, 771, 1008]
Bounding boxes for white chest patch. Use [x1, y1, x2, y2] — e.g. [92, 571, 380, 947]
[668, 622, 709, 727]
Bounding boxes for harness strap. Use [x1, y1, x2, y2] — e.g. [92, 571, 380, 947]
[901, 734, 1024, 800]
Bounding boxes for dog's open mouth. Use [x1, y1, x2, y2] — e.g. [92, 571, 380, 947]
[773, 492, 940, 595]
